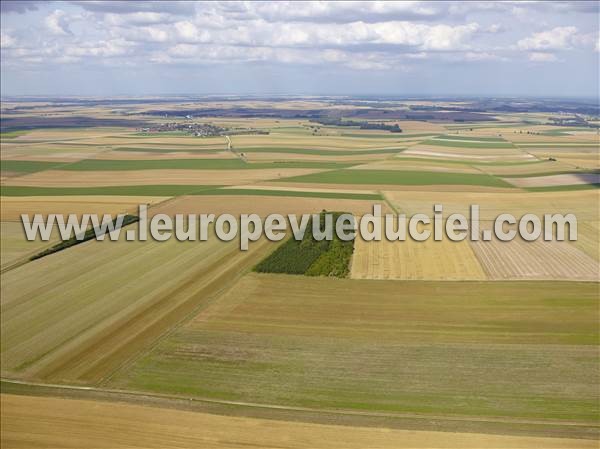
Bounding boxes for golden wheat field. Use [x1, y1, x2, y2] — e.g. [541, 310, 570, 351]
[4, 394, 594, 449]
[351, 232, 487, 280]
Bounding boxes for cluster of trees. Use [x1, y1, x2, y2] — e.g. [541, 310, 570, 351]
[254, 212, 354, 277]
[310, 118, 402, 133]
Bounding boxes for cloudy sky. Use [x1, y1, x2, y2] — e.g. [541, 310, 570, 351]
[1, 1, 598, 97]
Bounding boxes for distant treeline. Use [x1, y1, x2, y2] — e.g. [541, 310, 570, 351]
[310, 118, 402, 133]
[254, 212, 354, 278]
[30, 214, 139, 261]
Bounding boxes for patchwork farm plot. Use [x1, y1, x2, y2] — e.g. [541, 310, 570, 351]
[1, 98, 599, 448]
[109, 274, 599, 440]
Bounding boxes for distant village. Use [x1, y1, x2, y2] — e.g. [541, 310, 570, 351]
[138, 121, 269, 137]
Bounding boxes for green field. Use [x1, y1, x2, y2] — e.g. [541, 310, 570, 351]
[278, 169, 513, 187]
[0, 130, 29, 139]
[1, 160, 69, 173]
[198, 188, 382, 200]
[0, 185, 382, 200]
[110, 275, 599, 436]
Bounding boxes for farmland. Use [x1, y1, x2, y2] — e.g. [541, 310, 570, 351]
[278, 169, 513, 187]
[109, 274, 599, 440]
[0, 223, 274, 383]
[351, 230, 487, 280]
[4, 394, 595, 449]
[1, 96, 599, 447]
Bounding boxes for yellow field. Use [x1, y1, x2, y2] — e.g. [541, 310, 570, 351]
[470, 238, 598, 281]
[230, 134, 405, 149]
[505, 132, 598, 144]
[0, 196, 167, 221]
[573, 221, 600, 261]
[401, 145, 533, 162]
[388, 120, 446, 133]
[93, 150, 237, 160]
[528, 149, 600, 170]
[383, 189, 599, 221]
[3, 168, 326, 187]
[1, 143, 110, 160]
[476, 160, 576, 176]
[351, 230, 487, 280]
[243, 151, 387, 162]
[150, 194, 386, 217]
[8, 127, 129, 141]
[53, 135, 227, 147]
[0, 222, 60, 272]
[3, 394, 593, 449]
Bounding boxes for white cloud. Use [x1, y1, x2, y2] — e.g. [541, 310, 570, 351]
[528, 52, 559, 62]
[217, 1, 441, 23]
[462, 51, 504, 61]
[144, 20, 481, 51]
[518, 26, 579, 51]
[103, 12, 179, 26]
[2, 1, 597, 76]
[45, 10, 72, 36]
[0, 31, 17, 48]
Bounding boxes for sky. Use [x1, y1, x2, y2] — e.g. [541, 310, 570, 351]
[1, 1, 599, 97]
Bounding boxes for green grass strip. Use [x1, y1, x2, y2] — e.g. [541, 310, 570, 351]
[0, 130, 29, 139]
[196, 188, 383, 200]
[278, 169, 513, 187]
[0, 185, 381, 199]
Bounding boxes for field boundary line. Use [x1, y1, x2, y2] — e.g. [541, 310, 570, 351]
[98, 237, 281, 386]
[2, 378, 598, 430]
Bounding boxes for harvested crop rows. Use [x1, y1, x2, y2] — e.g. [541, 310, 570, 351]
[470, 238, 599, 281]
[0, 224, 275, 383]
